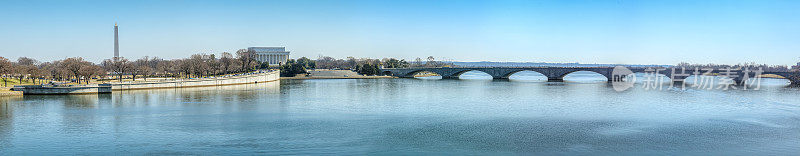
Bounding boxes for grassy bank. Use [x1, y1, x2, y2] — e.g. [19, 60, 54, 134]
[0, 78, 39, 87]
[286, 69, 395, 79]
[759, 74, 786, 79]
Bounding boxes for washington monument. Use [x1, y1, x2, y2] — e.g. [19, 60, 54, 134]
[114, 23, 119, 59]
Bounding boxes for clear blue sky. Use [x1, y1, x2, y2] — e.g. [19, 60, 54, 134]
[1, 0, 798, 65]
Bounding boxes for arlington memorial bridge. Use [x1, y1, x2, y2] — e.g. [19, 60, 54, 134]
[380, 67, 800, 86]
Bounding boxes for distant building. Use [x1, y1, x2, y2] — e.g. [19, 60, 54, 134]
[248, 47, 290, 65]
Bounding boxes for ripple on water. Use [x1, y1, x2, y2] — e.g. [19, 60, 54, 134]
[1, 79, 799, 155]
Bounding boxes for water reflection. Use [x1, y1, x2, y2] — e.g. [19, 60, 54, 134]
[563, 71, 607, 83]
[457, 71, 493, 80]
[0, 97, 19, 148]
[0, 79, 799, 155]
[508, 71, 547, 82]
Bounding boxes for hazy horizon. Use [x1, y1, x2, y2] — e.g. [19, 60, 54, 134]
[1, 0, 798, 65]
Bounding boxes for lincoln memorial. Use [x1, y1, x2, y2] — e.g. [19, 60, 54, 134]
[247, 47, 290, 66]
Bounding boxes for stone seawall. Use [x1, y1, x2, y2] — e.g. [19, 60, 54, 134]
[13, 84, 112, 95]
[112, 70, 279, 90]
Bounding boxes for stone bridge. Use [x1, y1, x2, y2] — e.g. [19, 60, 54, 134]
[381, 67, 615, 81]
[380, 67, 800, 85]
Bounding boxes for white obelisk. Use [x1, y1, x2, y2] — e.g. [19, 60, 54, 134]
[114, 23, 119, 59]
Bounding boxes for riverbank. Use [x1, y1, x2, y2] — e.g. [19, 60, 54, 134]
[0, 88, 22, 97]
[0, 71, 280, 95]
[12, 84, 112, 95]
[111, 70, 280, 90]
[284, 69, 395, 79]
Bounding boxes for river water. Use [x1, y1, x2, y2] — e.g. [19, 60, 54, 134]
[1, 72, 799, 155]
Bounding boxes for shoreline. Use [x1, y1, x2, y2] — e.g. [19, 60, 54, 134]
[0, 89, 23, 97]
[112, 70, 280, 90]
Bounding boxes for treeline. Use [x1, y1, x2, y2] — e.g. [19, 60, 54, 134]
[0, 49, 262, 86]
[102, 49, 260, 81]
[315, 56, 452, 69]
[676, 62, 792, 72]
[280, 56, 454, 77]
[794, 62, 800, 71]
[314, 56, 410, 70]
[279, 57, 315, 77]
[0, 53, 459, 86]
[0, 56, 105, 86]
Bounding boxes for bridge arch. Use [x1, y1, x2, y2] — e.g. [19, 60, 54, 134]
[557, 70, 610, 82]
[767, 73, 799, 86]
[451, 70, 493, 80]
[759, 74, 791, 87]
[381, 71, 393, 76]
[743, 73, 793, 87]
[503, 70, 548, 81]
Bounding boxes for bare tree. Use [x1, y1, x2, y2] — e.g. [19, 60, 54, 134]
[62, 57, 95, 84]
[155, 59, 172, 77]
[131, 56, 155, 81]
[28, 66, 44, 84]
[175, 59, 193, 78]
[13, 57, 42, 84]
[45, 61, 71, 82]
[414, 57, 423, 67]
[79, 65, 104, 84]
[102, 57, 132, 82]
[220, 52, 235, 75]
[236, 49, 255, 72]
[205, 54, 221, 76]
[16, 57, 38, 66]
[0, 57, 13, 86]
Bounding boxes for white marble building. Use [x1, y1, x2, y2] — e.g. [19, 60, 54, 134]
[248, 47, 290, 65]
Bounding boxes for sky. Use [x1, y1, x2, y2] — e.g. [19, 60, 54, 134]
[0, 0, 798, 65]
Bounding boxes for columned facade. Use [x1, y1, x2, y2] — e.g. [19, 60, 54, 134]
[247, 47, 290, 66]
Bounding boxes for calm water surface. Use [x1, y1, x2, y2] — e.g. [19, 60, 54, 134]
[1, 72, 799, 155]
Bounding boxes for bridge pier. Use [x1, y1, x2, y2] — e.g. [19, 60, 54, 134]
[547, 78, 564, 82]
[441, 76, 459, 79]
